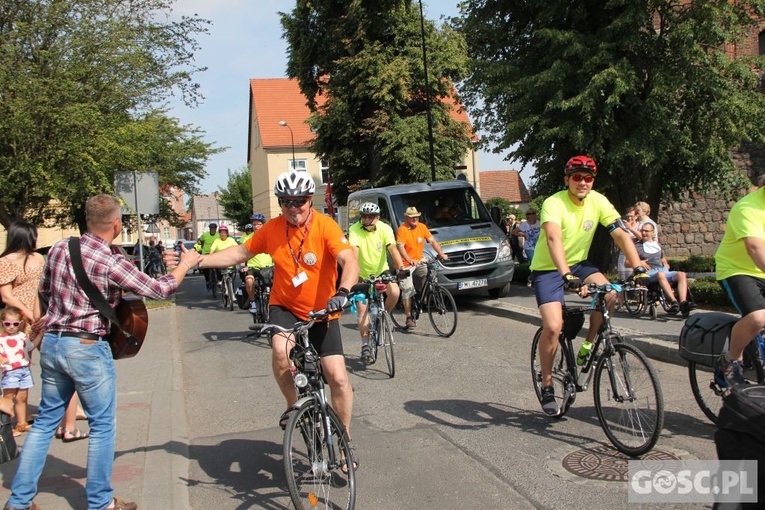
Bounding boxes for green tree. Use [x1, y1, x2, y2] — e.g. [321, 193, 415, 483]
[0, 0, 215, 230]
[456, 0, 765, 216]
[217, 167, 253, 231]
[281, 0, 473, 203]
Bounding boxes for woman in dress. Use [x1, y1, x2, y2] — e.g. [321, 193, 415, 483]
[0, 221, 45, 334]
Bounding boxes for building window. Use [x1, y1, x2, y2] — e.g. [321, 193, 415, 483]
[759, 30, 765, 56]
[163, 227, 170, 239]
[290, 159, 307, 171]
[320, 159, 330, 184]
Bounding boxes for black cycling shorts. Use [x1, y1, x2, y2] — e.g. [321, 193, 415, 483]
[269, 306, 344, 357]
[720, 275, 765, 317]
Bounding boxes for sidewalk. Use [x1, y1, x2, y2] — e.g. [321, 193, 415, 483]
[0, 305, 190, 510]
[464, 282, 733, 367]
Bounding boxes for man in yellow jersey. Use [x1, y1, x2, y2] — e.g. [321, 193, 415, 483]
[531, 155, 647, 416]
[197, 223, 220, 291]
[348, 202, 406, 363]
[239, 213, 274, 314]
[716, 186, 765, 385]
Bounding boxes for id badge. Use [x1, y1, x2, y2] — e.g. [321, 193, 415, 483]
[292, 271, 308, 287]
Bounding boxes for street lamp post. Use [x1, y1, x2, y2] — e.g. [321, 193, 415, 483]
[279, 120, 297, 170]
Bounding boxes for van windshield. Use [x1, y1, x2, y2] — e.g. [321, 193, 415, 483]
[391, 187, 491, 228]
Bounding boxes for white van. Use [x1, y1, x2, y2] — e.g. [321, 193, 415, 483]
[346, 180, 515, 298]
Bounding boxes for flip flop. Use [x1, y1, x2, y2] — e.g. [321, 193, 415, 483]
[62, 428, 90, 443]
[55, 426, 65, 439]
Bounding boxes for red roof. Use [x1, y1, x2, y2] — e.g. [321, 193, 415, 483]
[249, 78, 475, 151]
[479, 170, 531, 203]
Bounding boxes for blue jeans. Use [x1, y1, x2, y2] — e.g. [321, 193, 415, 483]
[7, 333, 117, 510]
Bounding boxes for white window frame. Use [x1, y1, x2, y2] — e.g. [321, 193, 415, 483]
[320, 159, 330, 185]
[290, 159, 307, 171]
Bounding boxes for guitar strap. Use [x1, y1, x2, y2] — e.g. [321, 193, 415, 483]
[68, 237, 134, 341]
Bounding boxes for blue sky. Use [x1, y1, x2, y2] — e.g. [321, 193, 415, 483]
[169, 0, 529, 194]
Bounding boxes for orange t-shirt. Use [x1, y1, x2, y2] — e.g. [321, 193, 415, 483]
[245, 210, 351, 320]
[396, 222, 432, 268]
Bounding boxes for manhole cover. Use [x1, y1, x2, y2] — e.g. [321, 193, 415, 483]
[561, 445, 682, 482]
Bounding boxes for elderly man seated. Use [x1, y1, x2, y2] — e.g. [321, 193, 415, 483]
[628, 222, 695, 316]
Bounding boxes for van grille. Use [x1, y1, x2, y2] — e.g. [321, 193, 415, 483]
[441, 248, 497, 268]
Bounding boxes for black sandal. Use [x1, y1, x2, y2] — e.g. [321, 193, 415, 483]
[340, 445, 359, 474]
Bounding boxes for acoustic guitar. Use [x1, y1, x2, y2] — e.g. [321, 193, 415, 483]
[108, 295, 148, 359]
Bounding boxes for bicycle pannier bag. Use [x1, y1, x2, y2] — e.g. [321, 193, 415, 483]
[257, 266, 274, 288]
[678, 312, 737, 367]
[715, 383, 765, 508]
[0, 411, 18, 464]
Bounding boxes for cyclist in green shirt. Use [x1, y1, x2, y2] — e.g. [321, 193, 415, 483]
[198, 223, 220, 291]
[531, 155, 648, 416]
[239, 213, 274, 314]
[716, 186, 765, 385]
[348, 203, 406, 364]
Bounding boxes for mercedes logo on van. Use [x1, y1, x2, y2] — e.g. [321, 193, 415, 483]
[463, 251, 477, 265]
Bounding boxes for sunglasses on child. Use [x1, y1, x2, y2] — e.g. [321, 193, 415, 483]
[570, 173, 594, 183]
[279, 198, 309, 208]
[2, 321, 21, 327]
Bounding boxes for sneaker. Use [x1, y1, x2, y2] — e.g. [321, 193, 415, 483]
[405, 316, 416, 329]
[720, 354, 746, 386]
[667, 301, 680, 313]
[360, 344, 373, 364]
[249, 301, 258, 315]
[3, 504, 41, 510]
[680, 300, 695, 317]
[205, 282, 211, 291]
[540, 385, 559, 416]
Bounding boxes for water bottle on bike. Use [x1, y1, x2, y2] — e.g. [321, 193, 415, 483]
[577, 340, 593, 366]
[368, 301, 379, 343]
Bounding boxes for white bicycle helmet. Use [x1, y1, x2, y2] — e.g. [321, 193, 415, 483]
[274, 170, 316, 197]
[359, 202, 381, 216]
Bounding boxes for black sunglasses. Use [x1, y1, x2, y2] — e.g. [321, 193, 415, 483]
[279, 198, 309, 208]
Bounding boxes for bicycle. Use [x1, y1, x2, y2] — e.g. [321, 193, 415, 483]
[349, 273, 397, 378]
[390, 260, 458, 337]
[530, 282, 665, 456]
[252, 266, 273, 325]
[253, 309, 356, 510]
[623, 279, 694, 320]
[682, 313, 765, 424]
[219, 267, 236, 311]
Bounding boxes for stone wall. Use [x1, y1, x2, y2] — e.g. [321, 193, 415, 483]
[656, 144, 765, 259]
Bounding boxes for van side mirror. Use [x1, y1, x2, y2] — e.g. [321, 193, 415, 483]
[490, 206, 503, 227]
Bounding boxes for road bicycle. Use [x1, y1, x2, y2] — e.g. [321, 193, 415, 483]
[683, 314, 765, 424]
[530, 282, 665, 456]
[390, 260, 458, 337]
[219, 267, 236, 311]
[253, 309, 356, 510]
[349, 273, 397, 378]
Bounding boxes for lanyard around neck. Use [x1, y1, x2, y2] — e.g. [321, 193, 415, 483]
[286, 210, 313, 275]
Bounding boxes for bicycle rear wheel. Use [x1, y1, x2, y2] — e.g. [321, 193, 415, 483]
[427, 286, 457, 337]
[623, 287, 647, 317]
[378, 311, 395, 378]
[530, 328, 574, 418]
[210, 271, 218, 298]
[284, 400, 355, 510]
[593, 342, 664, 456]
[688, 343, 764, 424]
[226, 277, 235, 311]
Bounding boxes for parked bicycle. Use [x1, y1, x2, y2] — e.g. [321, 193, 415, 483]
[252, 309, 356, 510]
[350, 273, 397, 378]
[530, 282, 665, 456]
[219, 268, 236, 311]
[680, 312, 765, 424]
[391, 260, 458, 337]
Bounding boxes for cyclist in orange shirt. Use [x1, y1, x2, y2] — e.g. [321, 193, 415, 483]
[184, 170, 360, 466]
[396, 206, 448, 328]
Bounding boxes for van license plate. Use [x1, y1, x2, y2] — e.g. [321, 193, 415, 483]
[458, 278, 487, 290]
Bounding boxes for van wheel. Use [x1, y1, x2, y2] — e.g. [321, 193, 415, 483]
[488, 281, 512, 299]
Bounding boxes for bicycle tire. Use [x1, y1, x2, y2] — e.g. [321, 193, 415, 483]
[259, 290, 270, 323]
[530, 328, 575, 418]
[593, 341, 664, 456]
[623, 287, 647, 317]
[379, 311, 395, 378]
[210, 272, 218, 298]
[220, 276, 228, 309]
[226, 277, 234, 311]
[688, 343, 764, 424]
[390, 296, 408, 330]
[283, 400, 356, 510]
[427, 285, 457, 337]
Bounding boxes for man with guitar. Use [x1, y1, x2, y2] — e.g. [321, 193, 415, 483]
[5, 194, 201, 510]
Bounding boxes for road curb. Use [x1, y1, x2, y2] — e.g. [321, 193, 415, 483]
[466, 300, 687, 368]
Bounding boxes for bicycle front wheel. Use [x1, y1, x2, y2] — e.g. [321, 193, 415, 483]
[390, 296, 408, 330]
[594, 342, 664, 456]
[427, 286, 457, 337]
[220, 277, 228, 309]
[379, 311, 395, 378]
[284, 401, 356, 510]
[210, 272, 218, 298]
[624, 287, 647, 317]
[226, 278, 235, 311]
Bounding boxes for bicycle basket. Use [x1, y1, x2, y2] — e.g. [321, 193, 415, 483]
[257, 266, 274, 287]
[562, 309, 586, 340]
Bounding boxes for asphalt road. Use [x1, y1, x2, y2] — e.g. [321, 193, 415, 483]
[175, 275, 718, 510]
